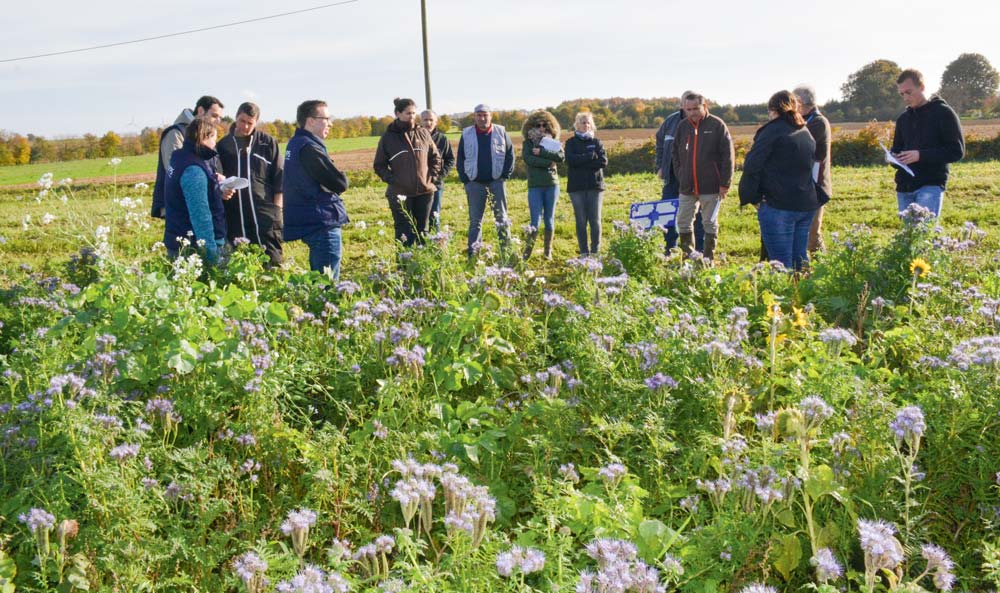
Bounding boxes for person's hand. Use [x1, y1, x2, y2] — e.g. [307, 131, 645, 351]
[222, 188, 235, 200]
[718, 186, 729, 200]
[657, 168, 664, 180]
[532, 148, 541, 156]
[896, 150, 920, 165]
[216, 173, 226, 182]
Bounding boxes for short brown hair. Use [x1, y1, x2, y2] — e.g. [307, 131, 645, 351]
[184, 116, 218, 146]
[897, 69, 924, 86]
[296, 100, 327, 128]
[237, 102, 260, 119]
[683, 92, 706, 106]
[195, 95, 223, 114]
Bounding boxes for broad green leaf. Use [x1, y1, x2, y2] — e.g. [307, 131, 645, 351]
[773, 533, 803, 581]
[805, 464, 837, 500]
[266, 301, 288, 323]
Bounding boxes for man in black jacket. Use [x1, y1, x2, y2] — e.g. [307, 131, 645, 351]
[217, 102, 285, 266]
[421, 110, 455, 231]
[890, 69, 965, 218]
[793, 85, 832, 253]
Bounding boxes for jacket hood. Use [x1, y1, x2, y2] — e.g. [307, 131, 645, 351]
[521, 110, 561, 139]
[910, 95, 949, 113]
[174, 108, 195, 126]
[388, 118, 417, 133]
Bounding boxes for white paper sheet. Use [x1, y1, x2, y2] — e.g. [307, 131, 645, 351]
[539, 137, 562, 153]
[879, 142, 915, 177]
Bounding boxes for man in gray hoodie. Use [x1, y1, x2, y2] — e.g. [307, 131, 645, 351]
[151, 96, 224, 218]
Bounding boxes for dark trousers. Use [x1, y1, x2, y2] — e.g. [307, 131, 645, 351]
[569, 189, 603, 255]
[387, 193, 433, 247]
[224, 194, 284, 266]
[662, 180, 704, 251]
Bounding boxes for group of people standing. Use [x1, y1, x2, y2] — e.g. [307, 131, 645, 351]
[372, 101, 609, 260]
[154, 67, 964, 279]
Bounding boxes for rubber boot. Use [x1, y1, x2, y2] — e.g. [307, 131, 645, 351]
[679, 232, 694, 256]
[543, 229, 554, 260]
[703, 233, 717, 261]
[522, 231, 538, 261]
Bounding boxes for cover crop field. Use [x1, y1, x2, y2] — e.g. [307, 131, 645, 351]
[1, 162, 999, 593]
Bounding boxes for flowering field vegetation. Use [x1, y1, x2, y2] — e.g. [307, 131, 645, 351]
[1, 168, 1000, 593]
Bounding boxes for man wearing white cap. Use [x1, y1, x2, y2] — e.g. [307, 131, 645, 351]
[456, 104, 515, 258]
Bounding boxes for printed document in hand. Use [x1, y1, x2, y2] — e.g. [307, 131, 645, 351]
[220, 176, 251, 191]
[539, 137, 562, 153]
[879, 142, 915, 177]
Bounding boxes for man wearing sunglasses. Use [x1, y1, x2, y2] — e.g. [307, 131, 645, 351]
[282, 100, 350, 279]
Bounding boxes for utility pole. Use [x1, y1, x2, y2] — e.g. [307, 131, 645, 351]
[420, 0, 432, 109]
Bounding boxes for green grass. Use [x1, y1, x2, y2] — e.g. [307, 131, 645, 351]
[2, 162, 998, 277]
[0, 134, 468, 187]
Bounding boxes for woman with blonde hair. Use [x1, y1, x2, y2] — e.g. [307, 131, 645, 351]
[739, 90, 826, 271]
[521, 110, 564, 259]
[564, 112, 608, 256]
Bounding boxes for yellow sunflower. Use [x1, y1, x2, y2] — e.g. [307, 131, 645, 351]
[909, 258, 931, 277]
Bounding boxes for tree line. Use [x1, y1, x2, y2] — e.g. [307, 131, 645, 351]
[2, 52, 997, 167]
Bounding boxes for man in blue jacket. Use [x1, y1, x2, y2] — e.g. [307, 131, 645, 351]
[282, 100, 350, 279]
[456, 104, 515, 259]
[890, 69, 965, 218]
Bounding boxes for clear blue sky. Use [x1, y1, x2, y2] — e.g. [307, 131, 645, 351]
[2, 0, 998, 137]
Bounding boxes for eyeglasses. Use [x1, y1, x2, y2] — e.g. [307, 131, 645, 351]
[310, 115, 331, 122]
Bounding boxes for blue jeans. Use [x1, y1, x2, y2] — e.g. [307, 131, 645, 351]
[465, 180, 510, 255]
[430, 185, 444, 231]
[301, 226, 342, 279]
[661, 180, 704, 251]
[528, 185, 559, 231]
[897, 185, 944, 217]
[757, 203, 815, 271]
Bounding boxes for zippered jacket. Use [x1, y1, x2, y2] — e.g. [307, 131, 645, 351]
[429, 129, 455, 188]
[282, 128, 349, 241]
[739, 117, 822, 212]
[803, 108, 832, 199]
[654, 110, 683, 186]
[373, 119, 442, 198]
[522, 138, 564, 188]
[217, 127, 284, 253]
[671, 113, 734, 195]
[164, 141, 226, 253]
[564, 134, 607, 192]
[890, 96, 965, 192]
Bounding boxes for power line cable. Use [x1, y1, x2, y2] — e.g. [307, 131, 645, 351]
[0, 0, 360, 64]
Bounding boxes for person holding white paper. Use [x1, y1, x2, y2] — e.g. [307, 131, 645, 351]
[890, 69, 965, 218]
[217, 102, 285, 267]
[739, 91, 824, 273]
[793, 86, 832, 253]
[521, 110, 564, 260]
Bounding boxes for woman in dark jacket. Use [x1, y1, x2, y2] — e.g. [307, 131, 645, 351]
[163, 116, 227, 264]
[564, 112, 608, 256]
[373, 98, 442, 247]
[521, 110, 564, 260]
[739, 90, 825, 271]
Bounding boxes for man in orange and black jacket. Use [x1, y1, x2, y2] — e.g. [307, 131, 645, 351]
[671, 92, 734, 260]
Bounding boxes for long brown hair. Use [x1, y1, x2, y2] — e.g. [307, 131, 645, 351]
[768, 90, 805, 128]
